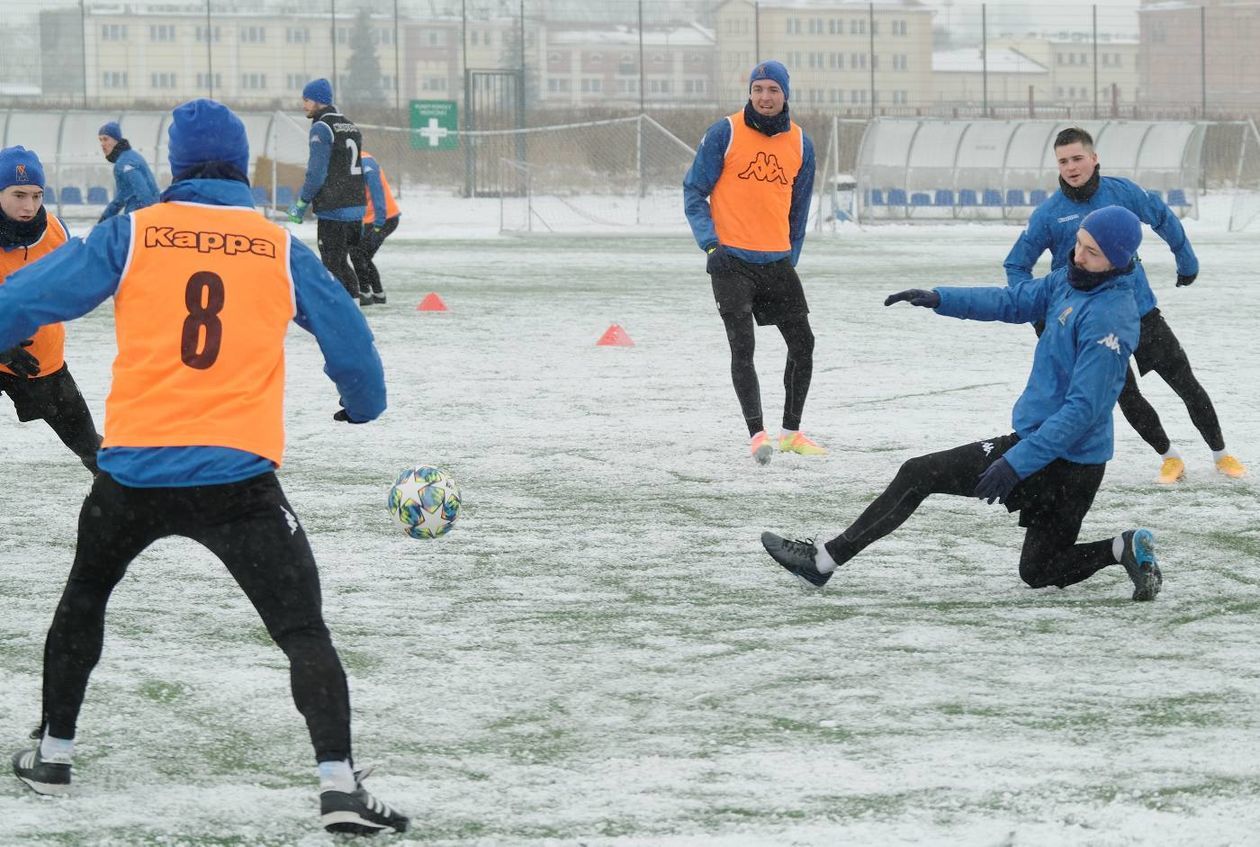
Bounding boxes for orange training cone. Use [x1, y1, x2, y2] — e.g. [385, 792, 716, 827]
[596, 323, 634, 347]
[416, 292, 448, 311]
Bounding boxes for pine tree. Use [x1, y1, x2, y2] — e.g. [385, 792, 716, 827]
[343, 8, 385, 107]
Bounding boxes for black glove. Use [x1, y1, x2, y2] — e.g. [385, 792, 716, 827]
[884, 289, 941, 308]
[974, 457, 1019, 505]
[0, 340, 40, 377]
[705, 243, 733, 276]
[333, 408, 367, 424]
[1176, 273, 1197, 287]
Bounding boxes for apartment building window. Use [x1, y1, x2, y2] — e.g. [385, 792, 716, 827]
[150, 72, 177, 89]
[829, 19, 840, 34]
[470, 30, 479, 46]
[787, 51, 802, 67]
[103, 71, 128, 88]
[1078, 52, 1088, 64]
[617, 79, 638, 93]
[850, 89, 866, 104]
[893, 54, 908, 71]
[286, 27, 309, 44]
[101, 24, 127, 41]
[808, 52, 822, 69]
[426, 31, 445, 46]
[547, 78, 571, 92]
[809, 89, 822, 105]
[684, 79, 706, 94]
[381, 75, 395, 90]
[580, 78, 602, 93]
[196, 25, 220, 43]
[286, 73, 305, 90]
[1112, 53, 1122, 67]
[241, 26, 266, 44]
[808, 18, 822, 34]
[1056, 86, 1065, 97]
[830, 53, 844, 69]
[150, 25, 176, 42]
[196, 72, 222, 89]
[422, 77, 448, 91]
[851, 19, 866, 35]
[241, 73, 268, 90]
[829, 89, 841, 103]
[786, 18, 801, 35]
[893, 90, 908, 104]
[619, 54, 635, 74]
[892, 20, 908, 36]
[851, 53, 867, 69]
[587, 52, 604, 66]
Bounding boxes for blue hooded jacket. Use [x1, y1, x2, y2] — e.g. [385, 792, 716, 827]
[934, 265, 1141, 479]
[1004, 175, 1197, 316]
[0, 178, 386, 487]
[99, 146, 160, 222]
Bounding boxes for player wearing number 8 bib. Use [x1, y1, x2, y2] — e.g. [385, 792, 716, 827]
[0, 99, 407, 835]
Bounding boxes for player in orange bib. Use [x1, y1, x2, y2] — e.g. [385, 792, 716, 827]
[684, 61, 824, 465]
[0, 100, 407, 836]
[0, 145, 102, 475]
[348, 150, 400, 306]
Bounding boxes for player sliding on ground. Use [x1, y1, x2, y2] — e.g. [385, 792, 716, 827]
[764, 207, 1162, 602]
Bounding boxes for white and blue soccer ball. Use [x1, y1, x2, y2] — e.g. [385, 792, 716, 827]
[387, 466, 461, 539]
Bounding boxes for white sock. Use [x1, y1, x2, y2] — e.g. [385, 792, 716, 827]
[318, 759, 356, 793]
[40, 733, 74, 763]
[1112, 535, 1125, 563]
[1161, 446, 1182, 460]
[814, 539, 838, 573]
[1212, 448, 1229, 462]
[781, 429, 798, 439]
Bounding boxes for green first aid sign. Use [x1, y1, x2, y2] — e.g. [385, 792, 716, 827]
[410, 100, 458, 150]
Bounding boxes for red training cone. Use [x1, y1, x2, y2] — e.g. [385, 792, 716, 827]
[596, 323, 634, 347]
[416, 292, 448, 312]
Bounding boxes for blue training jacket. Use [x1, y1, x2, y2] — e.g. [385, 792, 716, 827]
[362, 153, 392, 228]
[934, 266, 1141, 479]
[300, 121, 366, 222]
[0, 178, 386, 487]
[99, 147, 160, 222]
[682, 115, 815, 266]
[1003, 175, 1198, 316]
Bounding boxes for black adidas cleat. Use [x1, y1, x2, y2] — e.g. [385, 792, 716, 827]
[1120, 528, 1161, 601]
[12, 744, 71, 796]
[761, 531, 832, 589]
[371, 293, 387, 305]
[321, 770, 409, 835]
[358, 292, 374, 307]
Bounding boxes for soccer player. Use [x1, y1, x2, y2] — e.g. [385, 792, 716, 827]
[1, 99, 407, 835]
[764, 207, 1162, 602]
[683, 60, 823, 465]
[95, 121, 159, 223]
[0, 145, 101, 475]
[349, 150, 400, 306]
[288, 78, 367, 304]
[1005, 126, 1245, 483]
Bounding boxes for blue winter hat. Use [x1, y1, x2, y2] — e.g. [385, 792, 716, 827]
[0, 146, 45, 191]
[1081, 205, 1142, 268]
[749, 60, 790, 101]
[168, 98, 250, 179]
[98, 121, 123, 141]
[302, 78, 333, 105]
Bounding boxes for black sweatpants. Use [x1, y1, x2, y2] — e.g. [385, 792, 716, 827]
[40, 472, 351, 763]
[316, 218, 362, 301]
[1116, 308, 1225, 454]
[822, 434, 1117, 590]
[349, 216, 399, 296]
[0, 365, 101, 474]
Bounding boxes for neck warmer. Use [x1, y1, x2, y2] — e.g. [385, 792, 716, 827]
[1067, 251, 1134, 291]
[0, 205, 47, 249]
[172, 161, 250, 186]
[743, 101, 791, 137]
[105, 138, 131, 164]
[1060, 165, 1101, 202]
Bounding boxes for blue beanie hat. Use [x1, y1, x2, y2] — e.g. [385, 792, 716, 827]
[1081, 205, 1142, 268]
[302, 78, 333, 105]
[168, 98, 250, 179]
[0, 146, 45, 191]
[749, 60, 790, 101]
[98, 121, 123, 141]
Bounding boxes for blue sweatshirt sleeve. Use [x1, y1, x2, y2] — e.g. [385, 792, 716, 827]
[1003, 208, 1052, 286]
[289, 237, 386, 422]
[1001, 309, 1133, 478]
[0, 218, 130, 349]
[363, 156, 387, 227]
[789, 133, 815, 266]
[682, 118, 731, 252]
[934, 275, 1053, 325]
[299, 122, 334, 205]
[1121, 180, 1198, 276]
[99, 166, 125, 222]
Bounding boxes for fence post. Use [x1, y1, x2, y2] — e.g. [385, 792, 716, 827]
[1092, 5, 1098, 119]
[981, 4, 988, 117]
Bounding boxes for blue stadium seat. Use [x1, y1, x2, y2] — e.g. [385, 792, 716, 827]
[251, 186, 270, 206]
[275, 186, 295, 207]
[982, 189, 1003, 207]
[934, 189, 954, 206]
[958, 189, 978, 206]
[87, 186, 109, 204]
[887, 188, 907, 206]
[60, 186, 83, 205]
[910, 192, 931, 207]
[867, 188, 885, 206]
[1030, 189, 1048, 205]
[1005, 189, 1026, 206]
[1167, 188, 1189, 206]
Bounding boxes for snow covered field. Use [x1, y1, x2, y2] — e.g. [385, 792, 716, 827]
[1, 206, 1258, 845]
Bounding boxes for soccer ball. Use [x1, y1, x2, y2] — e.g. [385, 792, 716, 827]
[387, 466, 461, 539]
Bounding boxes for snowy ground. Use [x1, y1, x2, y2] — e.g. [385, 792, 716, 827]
[1, 205, 1258, 846]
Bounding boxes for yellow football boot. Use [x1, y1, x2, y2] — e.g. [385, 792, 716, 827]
[779, 431, 828, 456]
[1216, 454, 1247, 478]
[1156, 456, 1185, 484]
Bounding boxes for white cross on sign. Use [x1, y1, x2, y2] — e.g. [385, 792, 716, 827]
[417, 118, 449, 147]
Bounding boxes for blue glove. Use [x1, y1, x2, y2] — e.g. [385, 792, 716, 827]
[287, 200, 309, 224]
[884, 289, 941, 308]
[974, 457, 1019, 505]
[1176, 272, 1196, 287]
[705, 243, 733, 276]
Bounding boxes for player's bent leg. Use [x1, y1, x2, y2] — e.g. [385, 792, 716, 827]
[1017, 522, 1114, 590]
[37, 367, 102, 475]
[1115, 365, 1173, 470]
